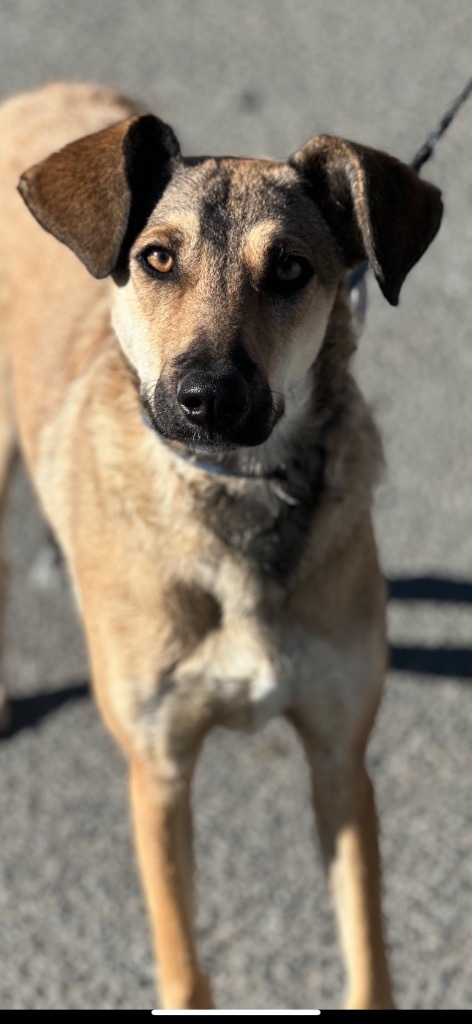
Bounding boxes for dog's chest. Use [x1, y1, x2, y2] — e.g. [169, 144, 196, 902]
[169, 612, 366, 737]
[162, 498, 350, 734]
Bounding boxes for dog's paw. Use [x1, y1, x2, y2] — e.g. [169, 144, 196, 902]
[346, 995, 396, 1010]
[192, 973, 214, 1010]
[161, 972, 214, 1010]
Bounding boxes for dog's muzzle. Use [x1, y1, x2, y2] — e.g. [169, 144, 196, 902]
[144, 365, 279, 452]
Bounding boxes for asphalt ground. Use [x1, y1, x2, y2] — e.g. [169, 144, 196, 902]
[0, 0, 471, 1010]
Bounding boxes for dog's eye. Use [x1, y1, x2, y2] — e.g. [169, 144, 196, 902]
[142, 248, 174, 275]
[275, 255, 304, 283]
[267, 253, 313, 294]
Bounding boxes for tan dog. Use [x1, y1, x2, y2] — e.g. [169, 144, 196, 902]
[0, 82, 442, 1010]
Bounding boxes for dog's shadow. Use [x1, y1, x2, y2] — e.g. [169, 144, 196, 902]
[1, 574, 471, 741]
[389, 575, 472, 680]
[1, 681, 89, 740]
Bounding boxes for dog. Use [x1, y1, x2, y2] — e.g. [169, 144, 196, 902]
[0, 81, 442, 1009]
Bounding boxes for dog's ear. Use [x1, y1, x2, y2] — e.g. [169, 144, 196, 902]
[289, 134, 443, 305]
[18, 114, 180, 279]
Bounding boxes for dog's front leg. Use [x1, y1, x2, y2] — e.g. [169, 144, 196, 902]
[83, 611, 214, 1010]
[291, 714, 394, 1010]
[129, 753, 213, 1010]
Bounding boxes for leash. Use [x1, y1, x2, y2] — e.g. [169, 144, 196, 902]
[411, 75, 472, 173]
[347, 74, 472, 333]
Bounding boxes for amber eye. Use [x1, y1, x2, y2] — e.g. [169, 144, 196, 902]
[275, 254, 304, 283]
[143, 249, 174, 274]
[267, 250, 313, 295]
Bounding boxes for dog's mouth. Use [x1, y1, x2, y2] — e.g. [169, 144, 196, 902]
[140, 375, 281, 453]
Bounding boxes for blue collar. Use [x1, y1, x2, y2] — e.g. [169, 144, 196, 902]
[142, 412, 289, 482]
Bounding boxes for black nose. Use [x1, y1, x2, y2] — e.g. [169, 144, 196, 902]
[177, 371, 250, 429]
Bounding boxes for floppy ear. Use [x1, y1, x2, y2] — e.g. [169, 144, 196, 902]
[18, 114, 180, 278]
[289, 134, 443, 305]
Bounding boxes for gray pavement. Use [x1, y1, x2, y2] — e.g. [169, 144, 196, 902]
[1, 0, 471, 1010]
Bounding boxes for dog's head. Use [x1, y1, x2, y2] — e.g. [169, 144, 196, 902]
[18, 113, 443, 452]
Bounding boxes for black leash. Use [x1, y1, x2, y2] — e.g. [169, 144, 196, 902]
[411, 75, 472, 173]
[347, 75, 472, 323]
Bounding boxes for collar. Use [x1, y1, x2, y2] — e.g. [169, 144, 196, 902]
[141, 413, 314, 508]
[141, 412, 290, 482]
